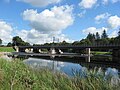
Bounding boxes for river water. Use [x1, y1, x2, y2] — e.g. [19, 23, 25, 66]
[24, 57, 120, 79]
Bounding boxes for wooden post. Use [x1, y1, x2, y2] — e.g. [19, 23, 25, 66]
[86, 48, 91, 62]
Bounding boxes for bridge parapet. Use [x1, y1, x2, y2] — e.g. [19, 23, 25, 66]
[17, 44, 120, 50]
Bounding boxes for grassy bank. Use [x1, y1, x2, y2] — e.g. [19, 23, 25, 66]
[0, 47, 15, 52]
[91, 51, 112, 55]
[0, 58, 119, 90]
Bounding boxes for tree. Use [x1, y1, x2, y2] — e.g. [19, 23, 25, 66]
[101, 30, 108, 39]
[95, 32, 100, 40]
[86, 33, 95, 44]
[7, 42, 12, 47]
[12, 36, 30, 46]
[72, 41, 80, 45]
[87, 33, 93, 40]
[79, 39, 92, 45]
[60, 40, 69, 45]
[0, 39, 2, 45]
[115, 29, 120, 44]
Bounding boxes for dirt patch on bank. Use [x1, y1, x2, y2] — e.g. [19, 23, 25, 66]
[0, 52, 12, 60]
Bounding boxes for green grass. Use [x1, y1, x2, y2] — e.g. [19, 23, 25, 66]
[92, 51, 112, 55]
[0, 58, 119, 90]
[0, 47, 15, 52]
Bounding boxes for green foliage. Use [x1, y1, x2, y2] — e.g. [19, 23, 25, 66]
[0, 39, 2, 45]
[101, 30, 108, 39]
[80, 39, 92, 45]
[96, 32, 100, 40]
[101, 38, 109, 44]
[7, 42, 12, 47]
[91, 51, 112, 55]
[0, 59, 119, 90]
[87, 33, 95, 43]
[59, 40, 69, 45]
[12, 36, 30, 46]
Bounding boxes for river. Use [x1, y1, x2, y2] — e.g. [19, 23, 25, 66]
[24, 57, 120, 79]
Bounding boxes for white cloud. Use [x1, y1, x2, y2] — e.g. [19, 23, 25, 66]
[95, 13, 111, 23]
[82, 27, 108, 35]
[108, 15, 120, 28]
[0, 20, 13, 44]
[17, 0, 61, 7]
[102, 0, 120, 4]
[20, 5, 74, 44]
[0, 5, 74, 45]
[22, 5, 74, 34]
[16, 29, 49, 44]
[16, 29, 73, 44]
[79, 0, 97, 9]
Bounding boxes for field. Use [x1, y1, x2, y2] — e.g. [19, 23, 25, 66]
[0, 47, 15, 52]
[0, 58, 119, 90]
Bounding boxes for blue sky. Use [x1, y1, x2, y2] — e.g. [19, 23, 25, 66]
[0, 0, 120, 44]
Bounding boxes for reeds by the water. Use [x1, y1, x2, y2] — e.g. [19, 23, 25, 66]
[0, 58, 119, 90]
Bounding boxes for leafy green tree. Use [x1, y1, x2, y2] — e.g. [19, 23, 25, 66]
[0, 39, 2, 45]
[87, 33, 93, 40]
[115, 29, 120, 44]
[95, 32, 101, 45]
[101, 30, 108, 39]
[95, 32, 100, 40]
[101, 38, 109, 44]
[86, 33, 95, 44]
[79, 39, 92, 45]
[72, 41, 80, 45]
[12, 36, 30, 46]
[60, 40, 69, 45]
[7, 42, 12, 47]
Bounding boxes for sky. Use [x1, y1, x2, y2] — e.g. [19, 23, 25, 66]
[0, 0, 120, 44]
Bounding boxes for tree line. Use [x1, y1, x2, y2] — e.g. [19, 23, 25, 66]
[0, 36, 30, 47]
[40, 29, 120, 46]
[73, 29, 120, 45]
[0, 29, 120, 47]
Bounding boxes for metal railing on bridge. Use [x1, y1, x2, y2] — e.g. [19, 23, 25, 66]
[18, 44, 120, 49]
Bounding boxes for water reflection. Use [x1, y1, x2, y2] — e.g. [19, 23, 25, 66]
[24, 58, 82, 76]
[24, 58, 119, 79]
[105, 68, 119, 78]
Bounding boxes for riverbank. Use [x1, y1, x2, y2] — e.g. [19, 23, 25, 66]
[0, 47, 14, 60]
[0, 58, 119, 90]
[0, 47, 14, 52]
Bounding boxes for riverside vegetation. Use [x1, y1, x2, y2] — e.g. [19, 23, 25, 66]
[0, 58, 120, 90]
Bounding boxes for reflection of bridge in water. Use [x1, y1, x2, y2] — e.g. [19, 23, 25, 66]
[13, 44, 120, 63]
[24, 56, 120, 73]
